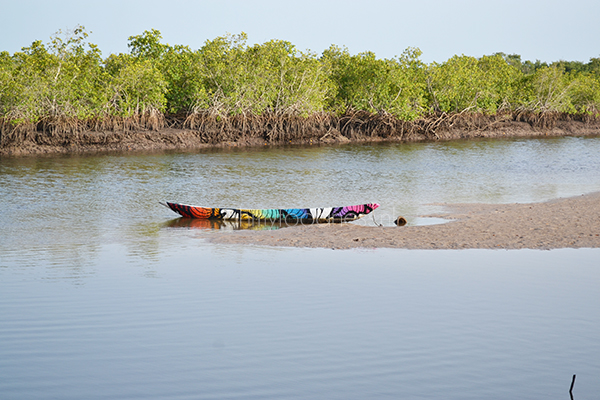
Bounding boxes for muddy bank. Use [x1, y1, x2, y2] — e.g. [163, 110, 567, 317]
[208, 192, 600, 250]
[2, 113, 599, 156]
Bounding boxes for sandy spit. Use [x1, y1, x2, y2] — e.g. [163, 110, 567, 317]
[208, 192, 600, 250]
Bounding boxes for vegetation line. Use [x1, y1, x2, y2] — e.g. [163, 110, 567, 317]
[1, 26, 599, 150]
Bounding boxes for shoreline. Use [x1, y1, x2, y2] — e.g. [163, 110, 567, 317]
[2, 118, 599, 157]
[207, 192, 600, 250]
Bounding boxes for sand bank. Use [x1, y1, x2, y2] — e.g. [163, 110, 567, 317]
[208, 192, 600, 250]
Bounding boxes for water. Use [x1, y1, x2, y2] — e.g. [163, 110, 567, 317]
[1, 136, 600, 399]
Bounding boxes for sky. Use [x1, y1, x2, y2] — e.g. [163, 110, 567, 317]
[1, 0, 599, 64]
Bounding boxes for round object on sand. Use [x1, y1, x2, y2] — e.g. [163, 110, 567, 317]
[394, 216, 407, 226]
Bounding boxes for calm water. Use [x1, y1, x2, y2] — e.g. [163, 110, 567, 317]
[1, 136, 600, 399]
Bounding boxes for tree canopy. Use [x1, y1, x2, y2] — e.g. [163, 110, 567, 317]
[1, 26, 599, 134]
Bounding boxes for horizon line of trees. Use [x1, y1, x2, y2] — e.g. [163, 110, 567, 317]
[1, 25, 599, 135]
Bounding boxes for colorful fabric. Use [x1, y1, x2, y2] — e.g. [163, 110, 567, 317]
[164, 202, 379, 222]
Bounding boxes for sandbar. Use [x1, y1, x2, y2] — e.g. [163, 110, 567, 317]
[208, 192, 600, 250]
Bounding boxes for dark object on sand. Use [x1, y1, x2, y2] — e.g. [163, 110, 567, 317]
[395, 216, 407, 226]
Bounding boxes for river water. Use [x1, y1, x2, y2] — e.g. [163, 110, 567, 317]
[1, 136, 600, 399]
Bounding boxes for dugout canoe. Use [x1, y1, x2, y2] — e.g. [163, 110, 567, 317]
[162, 202, 379, 223]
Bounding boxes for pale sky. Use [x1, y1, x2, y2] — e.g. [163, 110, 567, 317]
[1, 0, 598, 64]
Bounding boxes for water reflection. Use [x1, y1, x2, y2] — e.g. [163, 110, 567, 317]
[166, 217, 310, 230]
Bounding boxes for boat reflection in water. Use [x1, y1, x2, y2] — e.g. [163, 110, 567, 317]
[165, 217, 299, 231]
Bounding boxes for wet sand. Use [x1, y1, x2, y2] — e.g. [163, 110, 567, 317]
[209, 192, 600, 249]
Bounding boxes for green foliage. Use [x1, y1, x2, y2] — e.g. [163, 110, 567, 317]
[322, 45, 427, 119]
[553, 57, 600, 77]
[47, 26, 108, 119]
[107, 58, 167, 116]
[127, 29, 166, 61]
[6, 40, 56, 123]
[0, 51, 17, 117]
[191, 33, 329, 116]
[588, 57, 600, 77]
[517, 66, 574, 113]
[494, 52, 548, 75]
[1, 27, 599, 136]
[565, 72, 600, 114]
[427, 54, 522, 114]
[1, 26, 109, 125]
[159, 45, 204, 114]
